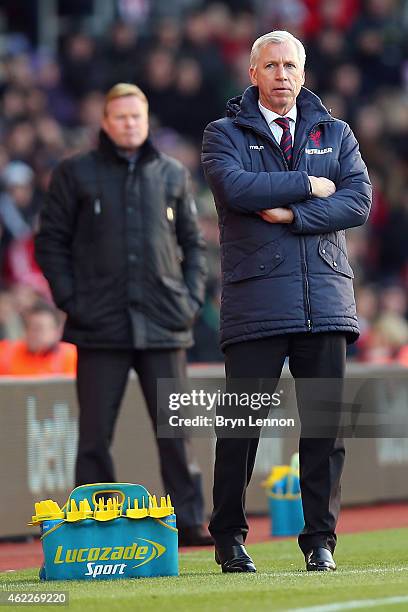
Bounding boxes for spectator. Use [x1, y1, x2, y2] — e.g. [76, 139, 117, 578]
[0, 287, 24, 340]
[36, 56, 77, 125]
[0, 301, 76, 376]
[170, 58, 218, 144]
[181, 9, 227, 94]
[397, 344, 408, 367]
[60, 33, 104, 99]
[5, 122, 37, 162]
[138, 48, 177, 127]
[151, 17, 182, 54]
[359, 313, 408, 363]
[0, 161, 39, 272]
[349, 0, 402, 93]
[101, 21, 144, 87]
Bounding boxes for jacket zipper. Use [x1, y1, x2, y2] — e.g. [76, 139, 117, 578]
[293, 119, 333, 331]
[301, 237, 312, 330]
[125, 158, 146, 347]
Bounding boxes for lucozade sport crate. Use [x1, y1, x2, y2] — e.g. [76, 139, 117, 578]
[30, 483, 178, 580]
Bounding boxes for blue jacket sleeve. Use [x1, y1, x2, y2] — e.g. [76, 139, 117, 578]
[202, 121, 311, 214]
[289, 125, 372, 234]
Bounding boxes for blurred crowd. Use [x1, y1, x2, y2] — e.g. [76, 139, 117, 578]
[0, 0, 407, 366]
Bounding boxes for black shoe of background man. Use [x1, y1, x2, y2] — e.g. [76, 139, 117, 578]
[305, 547, 336, 571]
[178, 525, 213, 547]
[215, 544, 257, 573]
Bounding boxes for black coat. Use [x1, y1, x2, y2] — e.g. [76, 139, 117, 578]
[35, 131, 207, 349]
[202, 86, 372, 350]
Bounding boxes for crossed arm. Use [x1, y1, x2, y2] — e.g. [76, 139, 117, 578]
[202, 122, 372, 234]
[259, 176, 336, 224]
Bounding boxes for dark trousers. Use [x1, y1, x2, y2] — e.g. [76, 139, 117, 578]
[75, 347, 204, 528]
[209, 333, 346, 554]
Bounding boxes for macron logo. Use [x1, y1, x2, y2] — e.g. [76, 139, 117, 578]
[249, 145, 264, 150]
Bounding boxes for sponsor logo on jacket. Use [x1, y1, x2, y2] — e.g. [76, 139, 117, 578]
[306, 129, 332, 154]
[305, 147, 333, 155]
[249, 145, 264, 150]
[310, 129, 321, 147]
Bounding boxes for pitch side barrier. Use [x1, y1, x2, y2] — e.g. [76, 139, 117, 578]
[0, 364, 407, 538]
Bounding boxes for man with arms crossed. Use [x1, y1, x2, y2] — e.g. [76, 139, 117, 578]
[202, 31, 371, 571]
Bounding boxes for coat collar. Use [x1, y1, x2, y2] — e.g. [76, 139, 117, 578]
[97, 129, 159, 165]
[226, 85, 334, 166]
[228, 86, 333, 134]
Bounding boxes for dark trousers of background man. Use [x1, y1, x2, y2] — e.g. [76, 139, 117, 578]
[209, 332, 346, 554]
[75, 347, 204, 529]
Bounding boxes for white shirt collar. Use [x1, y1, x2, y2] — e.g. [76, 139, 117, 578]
[258, 100, 297, 126]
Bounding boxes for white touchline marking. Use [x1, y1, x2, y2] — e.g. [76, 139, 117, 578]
[288, 594, 408, 612]
[260, 567, 408, 576]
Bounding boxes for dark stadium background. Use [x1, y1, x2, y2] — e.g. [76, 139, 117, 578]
[0, 0, 407, 364]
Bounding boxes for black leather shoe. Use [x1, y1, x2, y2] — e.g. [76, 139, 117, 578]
[305, 547, 336, 571]
[178, 525, 213, 547]
[215, 544, 256, 573]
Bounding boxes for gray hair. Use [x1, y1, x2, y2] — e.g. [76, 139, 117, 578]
[250, 31, 306, 68]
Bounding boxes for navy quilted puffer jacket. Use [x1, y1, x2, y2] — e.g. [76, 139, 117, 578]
[202, 86, 372, 350]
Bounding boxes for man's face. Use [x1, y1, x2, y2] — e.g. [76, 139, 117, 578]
[26, 313, 61, 353]
[102, 95, 149, 151]
[249, 41, 305, 115]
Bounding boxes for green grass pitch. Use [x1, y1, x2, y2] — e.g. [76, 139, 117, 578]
[2, 529, 408, 611]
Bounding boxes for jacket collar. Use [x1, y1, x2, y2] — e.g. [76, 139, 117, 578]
[228, 85, 333, 134]
[97, 129, 159, 165]
[227, 86, 334, 166]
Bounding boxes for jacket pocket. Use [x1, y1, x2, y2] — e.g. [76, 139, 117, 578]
[69, 278, 118, 330]
[66, 292, 99, 330]
[148, 275, 197, 332]
[318, 238, 354, 278]
[225, 241, 284, 284]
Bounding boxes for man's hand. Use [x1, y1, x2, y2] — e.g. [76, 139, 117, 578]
[258, 208, 294, 224]
[309, 176, 336, 198]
